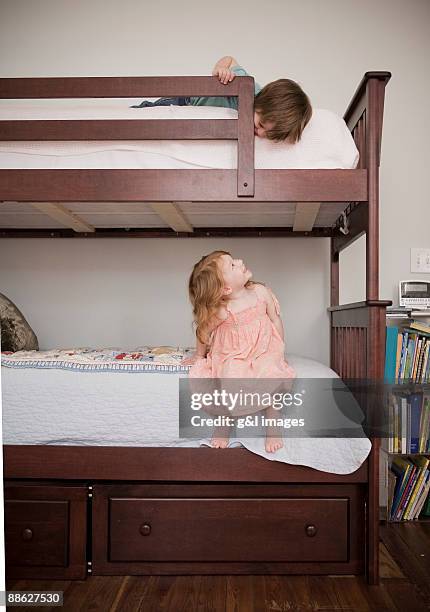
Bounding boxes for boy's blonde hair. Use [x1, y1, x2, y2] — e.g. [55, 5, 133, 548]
[254, 78, 312, 143]
[189, 250, 257, 345]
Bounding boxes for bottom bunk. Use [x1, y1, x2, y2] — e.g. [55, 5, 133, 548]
[1, 350, 370, 473]
[1, 301, 386, 584]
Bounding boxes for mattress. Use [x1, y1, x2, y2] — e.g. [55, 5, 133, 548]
[0, 100, 358, 170]
[1, 348, 371, 474]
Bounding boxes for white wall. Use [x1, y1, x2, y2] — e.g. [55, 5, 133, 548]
[1, 0, 430, 359]
[0, 238, 330, 361]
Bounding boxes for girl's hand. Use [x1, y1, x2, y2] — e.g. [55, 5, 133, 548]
[212, 67, 236, 85]
[181, 354, 205, 366]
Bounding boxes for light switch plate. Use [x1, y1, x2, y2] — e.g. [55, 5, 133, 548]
[411, 248, 430, 273]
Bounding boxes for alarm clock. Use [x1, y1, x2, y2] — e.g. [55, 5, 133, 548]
[399, 280, 430, 308]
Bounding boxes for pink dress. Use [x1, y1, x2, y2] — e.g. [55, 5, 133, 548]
[189, 286, 296, 380]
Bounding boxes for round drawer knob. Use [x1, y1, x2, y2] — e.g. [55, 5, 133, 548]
[305, 524, 317, 537]
[22, 528, 33, 541]
[139, 523, 151, 536]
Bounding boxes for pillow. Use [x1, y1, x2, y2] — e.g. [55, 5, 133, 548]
[0, 293, 39, 352]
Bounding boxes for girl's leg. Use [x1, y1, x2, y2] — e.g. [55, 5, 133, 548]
[210, 422, 233, 448]
[264, 405, 284, 453]
[209, 398, 233, 449]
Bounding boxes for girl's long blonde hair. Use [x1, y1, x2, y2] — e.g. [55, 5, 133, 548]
[188, 250, 257, 345]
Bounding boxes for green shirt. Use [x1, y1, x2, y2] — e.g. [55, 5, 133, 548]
[189, 65, 262, 109]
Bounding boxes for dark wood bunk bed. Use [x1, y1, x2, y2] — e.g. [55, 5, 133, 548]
[0, 71, 391, 584]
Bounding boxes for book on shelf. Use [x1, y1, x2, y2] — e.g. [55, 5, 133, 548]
[388, 393, 429, 454]
[404, 456, 429, 519]
[410, 394, 422, 453]
[384, 326, 400, 381]
[410, 320, 430, 335]
[401, 397, 407, 453]
[390, 457, 413, 520]
[389, 456, 430, 521]
[385, 323, 430, 384]
[396, 462, 417, 520]
[387, 469, 397, 520]
[421, 483, 430, 517]
[420, 396, 430, 453]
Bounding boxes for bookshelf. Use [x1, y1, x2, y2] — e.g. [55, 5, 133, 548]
[383, 310, 430, 522]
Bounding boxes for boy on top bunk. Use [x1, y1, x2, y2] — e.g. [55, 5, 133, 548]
[132, 55, 312, 144]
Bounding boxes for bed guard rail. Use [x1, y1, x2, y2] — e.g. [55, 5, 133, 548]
[0, 75, 255, 197]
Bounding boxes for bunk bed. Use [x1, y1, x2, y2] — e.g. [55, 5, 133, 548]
[0, 71, 391, 584]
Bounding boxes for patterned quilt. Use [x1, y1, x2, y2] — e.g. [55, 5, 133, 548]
[1, 346, 195, 373]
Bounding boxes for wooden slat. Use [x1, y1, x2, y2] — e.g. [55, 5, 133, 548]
[293, 202, 321, 231]
[0, 76, 250, 99]
[0, 227, 334, 239]
[150, 202, 193, 232]
[328, 300, 391, 312]
[0, 169, 367, 203]
[358, 114, 366, 169]
[30, 203, 95, 232]
[0, 120, 238, 141]
[3, 445, 368, 483]
[236, 77, 255, 197]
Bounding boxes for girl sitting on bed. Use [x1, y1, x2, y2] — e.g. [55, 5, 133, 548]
[182, 250, 296, 453]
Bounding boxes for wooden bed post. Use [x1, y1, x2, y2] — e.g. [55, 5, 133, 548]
[331, 72, 391, 585]
[366, 77, 384, 301]
[365, 74, 389, 586]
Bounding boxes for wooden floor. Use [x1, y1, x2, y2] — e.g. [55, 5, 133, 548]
[6, 523, 430, 611]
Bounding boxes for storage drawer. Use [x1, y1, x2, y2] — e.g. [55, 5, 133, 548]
[6, 499, 68, 567]
[109, 497, 348, 563]
[4, 483, 87, 580]
[93, 483, 364, 575]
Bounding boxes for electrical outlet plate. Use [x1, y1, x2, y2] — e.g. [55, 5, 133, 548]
[411, 248, 430, 273]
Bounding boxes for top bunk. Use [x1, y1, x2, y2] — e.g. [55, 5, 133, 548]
[0, 72, 390, 238]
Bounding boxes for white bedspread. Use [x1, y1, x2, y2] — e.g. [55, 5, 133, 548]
[0, 101, 358, 169]
[1, 353, 370, 474]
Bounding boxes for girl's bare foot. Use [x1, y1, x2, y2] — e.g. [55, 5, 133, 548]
[211, 436, 230, 448]
[210, 424, 231, 448]
[265, 435, 284, 453]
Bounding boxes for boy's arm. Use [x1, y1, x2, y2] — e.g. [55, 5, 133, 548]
[212, 56, 240, 84]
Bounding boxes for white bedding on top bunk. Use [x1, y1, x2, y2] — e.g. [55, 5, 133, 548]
[1, 353, 371, 474]
[0, 100, 358, 169]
